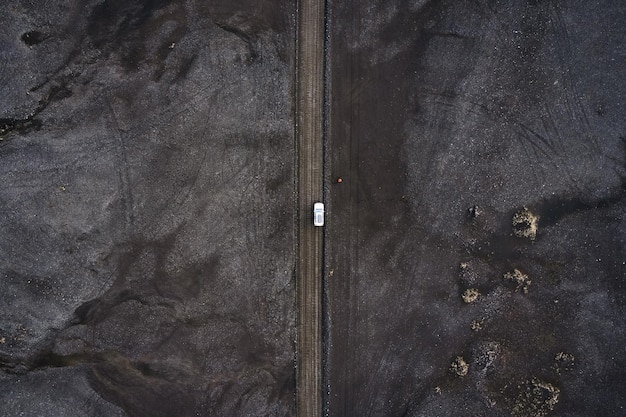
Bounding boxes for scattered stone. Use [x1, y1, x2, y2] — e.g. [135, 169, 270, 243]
[21, 30, 46, 47]
[450, 356, 469, 377]
[470, 319, 483, 331]
[468, 205, 482, 218]
[462, 288, 480, 303]
[512, 378, 560, 417]
[512, 207, 539, 240]
[554, 352, 575, 374]
[471, 341, 500, 373]
[504, 268, 531, 293]
[459, 262, 474, 287]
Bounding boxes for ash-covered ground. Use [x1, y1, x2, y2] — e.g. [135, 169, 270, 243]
[325, 0, 625, 416]
[1, 0, 625, 416]
[0, 1, 296, 416]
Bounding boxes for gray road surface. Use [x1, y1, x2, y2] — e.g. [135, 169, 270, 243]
[295, 0, 325, 416]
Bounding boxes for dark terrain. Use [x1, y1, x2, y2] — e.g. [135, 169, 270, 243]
[325, 0, 625, 416]
[0, 1, 296, 416]
[0, 0, 624, 416]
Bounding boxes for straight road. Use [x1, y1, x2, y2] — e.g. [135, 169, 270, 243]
[295, 0, 325, 416]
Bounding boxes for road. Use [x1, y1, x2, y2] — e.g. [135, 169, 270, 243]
[295, 0, 325, 416]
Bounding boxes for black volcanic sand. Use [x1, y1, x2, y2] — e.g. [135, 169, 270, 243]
[0, 1, 295, 416]
[325, 1, 625, 416]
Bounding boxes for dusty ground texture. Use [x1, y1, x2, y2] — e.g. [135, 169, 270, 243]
[325, 0, 625, 416]
[0, 1, 296, 416]
[1, 0, 625, 416]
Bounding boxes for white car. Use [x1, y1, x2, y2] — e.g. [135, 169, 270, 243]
[313, 202, 324, 226]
